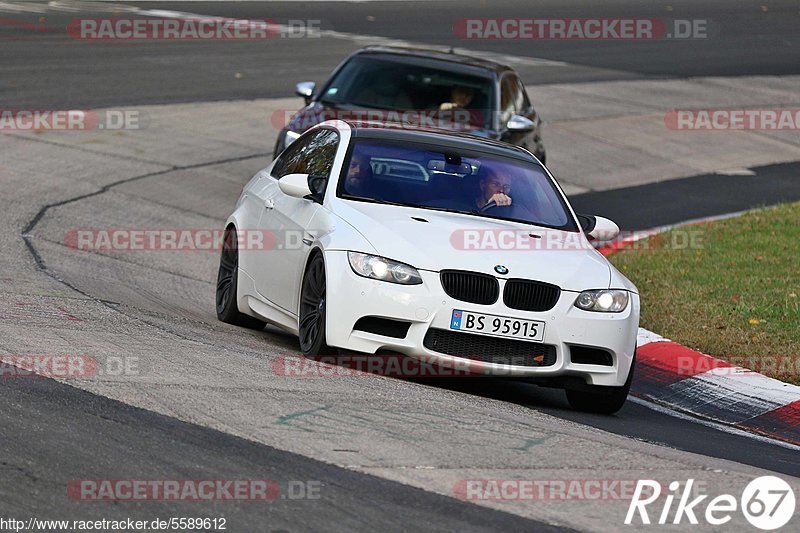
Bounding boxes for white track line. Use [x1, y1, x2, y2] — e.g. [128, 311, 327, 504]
[629, 396, 800, 452]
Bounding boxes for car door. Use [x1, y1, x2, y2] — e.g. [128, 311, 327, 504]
[255, 128, 340, 314]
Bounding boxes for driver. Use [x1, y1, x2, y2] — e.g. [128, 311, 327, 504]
[440, 86, 474, 111]
[344, 153, 374, 197]
[475, 170, 513, 210]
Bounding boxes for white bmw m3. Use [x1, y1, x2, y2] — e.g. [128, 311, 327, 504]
[217, 120, 640, 413]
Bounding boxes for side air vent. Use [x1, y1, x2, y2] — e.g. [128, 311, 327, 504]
[353, 316, 411, 339]
[569, 345, 613, 366]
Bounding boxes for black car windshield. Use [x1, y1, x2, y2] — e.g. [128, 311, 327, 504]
[338, 139, 577, 231]
[320, 55, 494, 129]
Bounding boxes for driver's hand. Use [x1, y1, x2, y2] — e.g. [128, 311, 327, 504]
[490, 193, 512, 206]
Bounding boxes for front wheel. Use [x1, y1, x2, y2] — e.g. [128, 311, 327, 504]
[565, 353, 634, 414]
[298, 254, 336, 356]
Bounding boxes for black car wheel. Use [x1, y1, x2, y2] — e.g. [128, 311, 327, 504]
[298, 253, 336, 356]
[216, 226, 267, 330]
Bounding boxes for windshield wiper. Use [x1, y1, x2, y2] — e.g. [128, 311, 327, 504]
[343, 196, 408, 207]
[345, 197, 473, 213]
[422, 206, 476, 216]
[465, 209, 562, 230]
[345, 198, 566, 230]
[347, 101, 399, 111]
[318, 99, 343, 107]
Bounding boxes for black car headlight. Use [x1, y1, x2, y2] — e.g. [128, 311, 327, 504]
[348, 252, 423, 285]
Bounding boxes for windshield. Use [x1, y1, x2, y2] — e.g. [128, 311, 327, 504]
[337, 139, 577, 231]
[320, 55, 494, 129]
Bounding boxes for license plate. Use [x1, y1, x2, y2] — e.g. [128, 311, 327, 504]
[450, 309, 545, 342]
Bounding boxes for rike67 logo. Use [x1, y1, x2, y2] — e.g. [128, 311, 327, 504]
[626, 476, 795, 530]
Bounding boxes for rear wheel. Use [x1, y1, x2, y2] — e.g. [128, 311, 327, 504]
[298, 254, 335, 356]
[565, 353, 634, 414]
[216, 227, 266, 330]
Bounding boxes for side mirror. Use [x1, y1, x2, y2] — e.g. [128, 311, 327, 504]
[295, 81, 316, 104]
[279, 173, 325, 203]
[578, 214, 619, 242]
[506, 114, 535, 132]
[279, 173, 313, 198]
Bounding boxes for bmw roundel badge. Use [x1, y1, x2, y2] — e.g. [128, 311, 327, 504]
[494, 265, 509, 275]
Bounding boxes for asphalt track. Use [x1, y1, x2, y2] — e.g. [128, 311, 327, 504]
[2, 1, 800, 531]
[3, 1, 800, 107]
[0, 376, 563, 531]
[570, 161, 800, 230]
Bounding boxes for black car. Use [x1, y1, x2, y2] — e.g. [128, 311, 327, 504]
[274, 46, 546, 163]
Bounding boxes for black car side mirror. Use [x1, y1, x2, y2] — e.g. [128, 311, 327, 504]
[506, 114, 535, 132]
[307, 175, 327, 204]
[577, 214, 597, 233]
[295, 81, 316, 105]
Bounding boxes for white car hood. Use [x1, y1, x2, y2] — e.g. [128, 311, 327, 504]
[334, 201, 611, 291]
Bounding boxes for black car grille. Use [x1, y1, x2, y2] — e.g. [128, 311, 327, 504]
[440, 270, 499, 305]
[423, 328, 556, 367]
[503, 279, 561, 312]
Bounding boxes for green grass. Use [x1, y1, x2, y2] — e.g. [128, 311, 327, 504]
[609, 203, 800, 384]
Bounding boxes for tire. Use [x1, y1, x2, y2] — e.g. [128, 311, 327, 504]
[216, 226, 267, 330]
[298, 253, 336, 356]
[565, 353, 635, 414]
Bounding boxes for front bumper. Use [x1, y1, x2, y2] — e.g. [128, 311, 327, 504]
[323, 250, 639, 387]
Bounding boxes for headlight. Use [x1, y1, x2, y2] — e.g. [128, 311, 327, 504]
[574, 289, 628, 312]
[347, 252, 423, 285]
[284, 130, 301, 147]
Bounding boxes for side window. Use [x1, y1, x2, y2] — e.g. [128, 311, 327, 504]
[516, 77, 532, 111]
[499, 77, 515, 124]
[272, 135, 312, 179]
[510, 75, 528, 114]
[272, 129, 339, 180]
